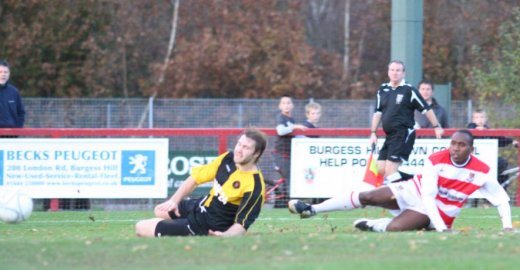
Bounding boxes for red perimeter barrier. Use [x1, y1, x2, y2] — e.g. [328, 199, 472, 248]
[1, 128, 519, 207]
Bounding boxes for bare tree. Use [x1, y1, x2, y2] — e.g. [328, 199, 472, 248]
[305, 0, 344, 53]
[137, 0, 180, 128]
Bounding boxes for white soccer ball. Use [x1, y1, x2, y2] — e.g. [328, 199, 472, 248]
[0, 187, 34, 224]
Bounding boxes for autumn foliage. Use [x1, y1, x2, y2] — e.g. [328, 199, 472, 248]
[0, 0, 518, 99]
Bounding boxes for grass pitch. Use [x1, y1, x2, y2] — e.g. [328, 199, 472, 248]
[1, 207, 520, 270]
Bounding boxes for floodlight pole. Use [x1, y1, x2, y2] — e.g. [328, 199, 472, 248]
[391, 0, 423, 87]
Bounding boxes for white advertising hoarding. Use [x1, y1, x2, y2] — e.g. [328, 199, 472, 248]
[0, 138, 169, 198]
[290, 138, 498, 198]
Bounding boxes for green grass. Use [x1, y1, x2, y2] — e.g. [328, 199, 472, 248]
[1, 207, 520, 270]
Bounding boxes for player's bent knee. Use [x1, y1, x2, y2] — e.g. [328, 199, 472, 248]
[135, 220, 149, 237]
[386, 217, 428, 232]
[135, 219, 160, 237]
[385, 222, 405, 232]
[135, 221, 145, 237]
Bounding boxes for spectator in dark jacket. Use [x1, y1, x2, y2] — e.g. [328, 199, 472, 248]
[0, 59, 25, 137]
[414, 80, 449, 129]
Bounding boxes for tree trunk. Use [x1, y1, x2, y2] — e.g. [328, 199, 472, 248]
[137, 0, 180, 128]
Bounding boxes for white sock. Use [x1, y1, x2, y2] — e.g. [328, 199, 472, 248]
[313, 191, 361, 213]
[384, 172, 401, 185]
[368, 218, 392, 232]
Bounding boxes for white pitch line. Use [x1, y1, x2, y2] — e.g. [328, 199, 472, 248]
[18, 215, 519, 224]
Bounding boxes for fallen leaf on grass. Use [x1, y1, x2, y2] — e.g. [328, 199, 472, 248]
[458, 226, 472, 233]
[408, 240, 417, 251]
[132, 244, 148, 252]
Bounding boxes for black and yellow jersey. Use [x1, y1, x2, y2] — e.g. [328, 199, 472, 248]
[190, 151, 265, 231]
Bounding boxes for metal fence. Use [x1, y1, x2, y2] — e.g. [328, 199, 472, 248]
[22, 98, 516, 210]
[24, 98, 475, 129]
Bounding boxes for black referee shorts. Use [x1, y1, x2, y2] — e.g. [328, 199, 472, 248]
[378, 128, 416, 162]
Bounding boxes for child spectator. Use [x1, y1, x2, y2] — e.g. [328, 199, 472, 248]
[468, 109, 490, 130]
[301, 102, 322, 138]
[272, 95, 307, 207]
[467, 109, 518, 189]
[302, 101, 324, 203]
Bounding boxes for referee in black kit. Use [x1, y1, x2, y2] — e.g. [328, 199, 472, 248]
[369, 60, 444, 184]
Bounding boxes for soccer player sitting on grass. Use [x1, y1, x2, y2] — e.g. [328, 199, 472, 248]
[288, 130, 513, 232]
[136, 128, 267, 237]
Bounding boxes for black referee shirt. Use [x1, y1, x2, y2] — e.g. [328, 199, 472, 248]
[375, 81, 430, 133]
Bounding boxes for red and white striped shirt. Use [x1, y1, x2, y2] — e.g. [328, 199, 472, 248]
[419, 149, 510, 231]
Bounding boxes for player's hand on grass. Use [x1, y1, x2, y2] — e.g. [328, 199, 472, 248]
[208, 224, 246, 237]
[208, 230, 224, 237]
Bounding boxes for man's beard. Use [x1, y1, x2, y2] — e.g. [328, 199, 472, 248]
[235, 156, 254, 166]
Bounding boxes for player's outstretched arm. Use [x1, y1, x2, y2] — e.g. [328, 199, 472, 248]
[480, 175, 513, 232]
[496, 202, 513, 232]
[420, 160, 447, 232]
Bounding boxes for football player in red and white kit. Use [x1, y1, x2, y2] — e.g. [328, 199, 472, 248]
[288, 129, 513, 232]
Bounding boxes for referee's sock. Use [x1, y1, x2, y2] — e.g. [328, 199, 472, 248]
[398, 171, 414, 180]
[383, 172, 401, 185]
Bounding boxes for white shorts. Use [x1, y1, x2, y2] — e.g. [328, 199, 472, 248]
[387, 178, 427, 216]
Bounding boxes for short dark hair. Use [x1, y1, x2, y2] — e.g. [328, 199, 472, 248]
[0, 59, 10, 69]
[388, 60, 406, 72]
[418, 80, 434, 90]
[474, 109, 486, 115]
[455, 129, 474, 147]
[243, 127, 267, 163]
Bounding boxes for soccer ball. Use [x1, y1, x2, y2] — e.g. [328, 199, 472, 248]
[0, 187, 34, 224]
